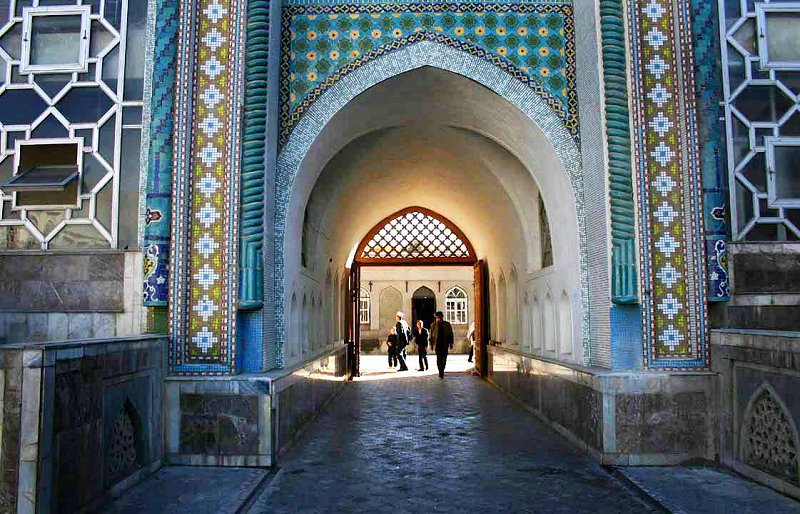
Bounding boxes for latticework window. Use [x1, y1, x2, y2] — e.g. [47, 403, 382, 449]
[356, 207, 475, 265]
[445, 286, 468, 324]
[359, 287, 370, 324]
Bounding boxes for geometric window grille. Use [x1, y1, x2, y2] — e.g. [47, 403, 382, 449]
[445, 286, 468, 324]
[720, 0, 800, 241]
[0, 0, 148, 250]
[356, 206, 476, 265]
[741, 386, 800, 485]
[359, 287, 370, 324]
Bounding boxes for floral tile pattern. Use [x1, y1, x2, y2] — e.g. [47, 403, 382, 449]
[280, 2, 578, 144]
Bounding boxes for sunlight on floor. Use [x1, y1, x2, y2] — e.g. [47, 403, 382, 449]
[355, 353, 475, 381]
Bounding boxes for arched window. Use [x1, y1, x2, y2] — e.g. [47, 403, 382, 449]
[445, 286, 468, 324]
[359, 287, 370, 324]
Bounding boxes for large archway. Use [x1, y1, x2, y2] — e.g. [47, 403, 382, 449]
[275, 42, 596, 371]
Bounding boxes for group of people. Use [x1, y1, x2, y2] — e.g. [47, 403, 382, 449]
[386, 311, 454, 378]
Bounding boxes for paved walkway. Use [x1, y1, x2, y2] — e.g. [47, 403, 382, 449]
[247, 373, 653, 513]
[617, 466, 800, 514]
[102, 370, 800, 513]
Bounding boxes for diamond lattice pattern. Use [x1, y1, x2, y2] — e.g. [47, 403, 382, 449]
[360, 211, 470, 260]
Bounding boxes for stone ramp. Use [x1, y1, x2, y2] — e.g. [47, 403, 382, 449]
[616, 466, 800, 514]
[100, 467, 269, 514]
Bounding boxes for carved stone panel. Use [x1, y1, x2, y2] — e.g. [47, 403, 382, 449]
[742, 386, 800, 485]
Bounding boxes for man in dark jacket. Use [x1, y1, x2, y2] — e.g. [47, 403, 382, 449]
[429, 311, 454, 379]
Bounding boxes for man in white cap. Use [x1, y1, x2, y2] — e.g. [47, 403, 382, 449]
[394, 312, 411, 371]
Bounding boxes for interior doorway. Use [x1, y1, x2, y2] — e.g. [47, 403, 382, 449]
[344, 207, 487, 378]
[412, 286, 436, 329]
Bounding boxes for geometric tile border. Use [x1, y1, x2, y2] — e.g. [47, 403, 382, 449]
[143, 0, 180, 307]
[169, 0, 247, 375]
[626, 0, 708, 369]
[690, 0, 728, 301]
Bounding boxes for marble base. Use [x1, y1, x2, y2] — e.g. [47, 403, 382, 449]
[712, 329, 800, 500]
[0, 335, 165, 514]
[488, 345, 716, 465]
[165, 345, 347, 466]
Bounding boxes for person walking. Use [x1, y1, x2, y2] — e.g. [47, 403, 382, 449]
[430, 311, 454, 379]
[414, 319, 429, 371]
[386, 327, 398, 369]
[394, 312, 411, 371]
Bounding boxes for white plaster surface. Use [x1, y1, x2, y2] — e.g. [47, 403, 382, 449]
[281, 68, 586, 368]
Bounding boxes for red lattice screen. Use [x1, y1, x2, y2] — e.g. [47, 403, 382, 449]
[355, 207, 476, 266]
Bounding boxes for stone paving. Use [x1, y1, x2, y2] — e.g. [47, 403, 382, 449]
[247, 372, 654, 513]
[103, 466, 269, 514]
[617, 466, 800, 513]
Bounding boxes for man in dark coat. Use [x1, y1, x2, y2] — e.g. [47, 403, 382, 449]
[429, 311, 454, 379]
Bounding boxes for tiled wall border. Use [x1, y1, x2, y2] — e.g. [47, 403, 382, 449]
[626, 0, 708, 369]
[169, 0, 247, 375]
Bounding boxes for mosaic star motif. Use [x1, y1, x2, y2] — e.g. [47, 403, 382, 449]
[173, 0, 243, 370]
[628, 0, 707, 367]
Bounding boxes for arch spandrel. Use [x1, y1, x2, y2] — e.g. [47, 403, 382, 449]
[280, 3, 579, 145]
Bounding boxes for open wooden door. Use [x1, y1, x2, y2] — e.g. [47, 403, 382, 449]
[473, 259, 489, 377]
[346, 264, 361, 379]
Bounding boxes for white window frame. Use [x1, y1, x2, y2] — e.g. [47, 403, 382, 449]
[11, 137, 84, 211]
[358, 288, 370, 324]
[765, 136, 800, 208]
[445, 286, 468, 324]
[21, 6, 91, 74]
[755, 3, 800, 71]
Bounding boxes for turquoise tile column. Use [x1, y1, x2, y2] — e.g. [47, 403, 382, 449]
[142, 0, 179, 306]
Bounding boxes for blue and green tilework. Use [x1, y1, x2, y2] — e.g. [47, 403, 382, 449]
[280, 3, 577, 143]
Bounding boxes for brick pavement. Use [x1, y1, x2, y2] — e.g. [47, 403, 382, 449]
[248, 373, 654, 513]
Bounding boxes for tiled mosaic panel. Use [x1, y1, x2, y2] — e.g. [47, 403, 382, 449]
[143, 0, 180, 306]
[627, 0, 707, 368]
[170, 0, 245, 374]
[690, 0, 728, 301]
[280, 2, 578, 143]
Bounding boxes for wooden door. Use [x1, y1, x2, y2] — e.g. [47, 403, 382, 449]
[473, 260, 489, 377]
[346, 264, 361, 379]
